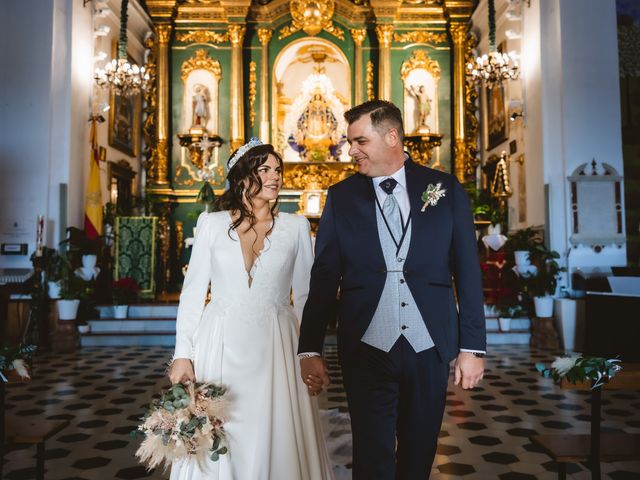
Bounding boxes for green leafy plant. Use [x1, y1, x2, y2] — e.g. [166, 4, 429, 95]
[60, 274, 94, 301]
[464, 183, 506, 227]
[0, 343, 36, 383]
[59, 227, 103, 256]
[30, 247, 69, 282]
[536, 355, 622, 390]
[505, 227, 543, 252]
[522, 262, 565, 297]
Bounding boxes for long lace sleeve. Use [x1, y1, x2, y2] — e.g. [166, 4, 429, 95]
[173, 212, 212, 360]
[291, 215, 313, 324]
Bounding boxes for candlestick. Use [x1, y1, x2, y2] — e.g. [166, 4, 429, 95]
[36, 215, 45, 257]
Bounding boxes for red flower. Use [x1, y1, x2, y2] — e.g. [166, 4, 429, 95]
[113, 277, 139, 293]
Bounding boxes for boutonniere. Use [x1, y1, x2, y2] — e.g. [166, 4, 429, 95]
[421, 182, 446, 212]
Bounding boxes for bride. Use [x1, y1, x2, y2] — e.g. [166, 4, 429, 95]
[168, 139, 334, 480]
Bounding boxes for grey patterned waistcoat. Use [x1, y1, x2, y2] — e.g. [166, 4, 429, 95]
[360, 207, 435, 353]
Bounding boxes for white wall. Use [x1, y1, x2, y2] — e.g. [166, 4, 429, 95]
[0, 0, 57, 268]
[0, 0, 151, 268]
[471, 0, 626, 288]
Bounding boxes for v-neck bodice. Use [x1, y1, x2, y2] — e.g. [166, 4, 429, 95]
[179, 211, 310, 308]
[227, 211, 276, 288]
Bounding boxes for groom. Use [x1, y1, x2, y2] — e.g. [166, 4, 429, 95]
[298, 100, 486, 479]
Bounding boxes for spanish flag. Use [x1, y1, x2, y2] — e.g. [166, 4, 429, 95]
[84, 117, 103, 239]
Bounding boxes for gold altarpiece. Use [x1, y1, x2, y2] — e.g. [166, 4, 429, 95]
[141, 0, 480, 290]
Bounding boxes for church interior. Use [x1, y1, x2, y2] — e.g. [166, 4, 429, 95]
[1, 0, 640, 478]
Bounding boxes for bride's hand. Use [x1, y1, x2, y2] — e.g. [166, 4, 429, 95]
[169, 358, 195, 384]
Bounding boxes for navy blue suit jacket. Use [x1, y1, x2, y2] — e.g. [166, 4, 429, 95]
[299, 159, 486, 363]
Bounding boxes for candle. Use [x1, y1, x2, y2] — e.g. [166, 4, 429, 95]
[36, 215, 44, 256]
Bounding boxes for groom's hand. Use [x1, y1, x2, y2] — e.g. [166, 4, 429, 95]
[300, 356, 331, 396]
[453, 352, 484, 390]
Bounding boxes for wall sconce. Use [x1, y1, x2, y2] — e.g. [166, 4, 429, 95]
[510, 111, 524, 122]
[94, 24, 110, 37]
[94, 7, 111, 17]
[505, 29, 521, 40]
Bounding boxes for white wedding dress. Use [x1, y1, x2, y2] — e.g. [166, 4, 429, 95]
[170, 211, 334, 480]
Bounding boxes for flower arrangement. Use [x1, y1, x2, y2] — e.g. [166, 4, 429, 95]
[0, 343, 36, 383]
[112, 277, 139, 305]
[536, 355, 622, 390]
[135, 382, 230, 471]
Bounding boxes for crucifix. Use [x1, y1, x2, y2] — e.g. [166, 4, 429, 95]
[194, 133, 217, 168]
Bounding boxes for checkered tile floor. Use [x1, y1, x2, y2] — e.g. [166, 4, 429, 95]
[3, 343, 640, 479]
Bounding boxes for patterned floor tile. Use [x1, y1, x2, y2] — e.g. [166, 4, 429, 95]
[2, 344, 640, 479]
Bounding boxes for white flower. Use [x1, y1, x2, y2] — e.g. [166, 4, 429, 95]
[11, 359, 30, 379]
[551, 355, 580, 376]
[420, 183, 446, 212]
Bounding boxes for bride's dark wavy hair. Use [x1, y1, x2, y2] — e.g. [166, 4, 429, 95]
[215, 143, 283, 235]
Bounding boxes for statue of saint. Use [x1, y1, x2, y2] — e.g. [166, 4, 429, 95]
[192, 84, 210, 128]
[407, 84, 432, 133]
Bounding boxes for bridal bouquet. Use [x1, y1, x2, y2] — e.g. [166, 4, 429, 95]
[135, 382, 230, 470]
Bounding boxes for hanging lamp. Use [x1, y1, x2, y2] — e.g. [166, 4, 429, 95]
[467, 0, 520, 88]
[94, 0, 149, 97]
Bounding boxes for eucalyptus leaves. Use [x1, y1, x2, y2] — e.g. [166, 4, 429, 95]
[536, 355, 622, 390]
[135, 382, 230, 470]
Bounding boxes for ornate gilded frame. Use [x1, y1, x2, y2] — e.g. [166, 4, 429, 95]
[108, 41, 141, 157]
[400, 49, 441, 135]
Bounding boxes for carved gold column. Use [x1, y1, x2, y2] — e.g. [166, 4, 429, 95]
[257, 28, 272, 142]
[228, 24, 246, 151]
[450, 23, 468, 182]
[155, 24, 172, 185]
[351, 28, 366, 105]
[376, 25, 393, 101]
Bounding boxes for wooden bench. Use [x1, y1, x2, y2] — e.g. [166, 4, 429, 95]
[531, 364, 640, 480]
[2, 414, 70, 480]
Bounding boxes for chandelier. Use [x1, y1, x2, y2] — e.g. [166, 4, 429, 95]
[94, 0, 149, 96]
[467, 0, 519, 88]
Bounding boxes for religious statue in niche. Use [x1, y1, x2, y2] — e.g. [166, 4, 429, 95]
[287, 87, 346, 161]
[191, 83, 210, 130]
[406, 84, 432, 134]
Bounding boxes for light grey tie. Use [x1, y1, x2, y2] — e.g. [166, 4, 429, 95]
[379, 178, 403, 243]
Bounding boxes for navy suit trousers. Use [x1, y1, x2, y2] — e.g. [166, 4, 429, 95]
[341, 336, 449, 480]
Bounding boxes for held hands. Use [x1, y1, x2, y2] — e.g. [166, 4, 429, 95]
[169, 358, 196, 385]
[453, 352, 485, 390]
[300, 356, 331, 396]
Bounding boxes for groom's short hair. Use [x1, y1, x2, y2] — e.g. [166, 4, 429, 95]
[344, 100, 404, 141]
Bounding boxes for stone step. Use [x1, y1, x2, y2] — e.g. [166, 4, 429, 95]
[486, 317, 530, 331]
[97, 304, 178, 319]
[80, 331, 176, 347]
[487, 331, 531, 345]
[87, 318, 176, 333]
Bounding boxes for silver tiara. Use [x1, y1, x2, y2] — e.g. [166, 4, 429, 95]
[227, 137, 263, 171]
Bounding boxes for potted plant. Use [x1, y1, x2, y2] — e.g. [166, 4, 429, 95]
[506, 227, 543, 268]
[522, 246, 566, 318]
[0, 343, 36, 383]
[112, 277, 139, 319]
[30, 247, 69, 299]
[59, 227, 103, 279]
[57, 273, 94, 321]
[499, 303, 527, 332]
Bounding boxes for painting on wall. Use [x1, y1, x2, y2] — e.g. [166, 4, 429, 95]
[485, 81, 508, 151]
[108, 41, 141, 157]
[484, 42, 509, 151]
